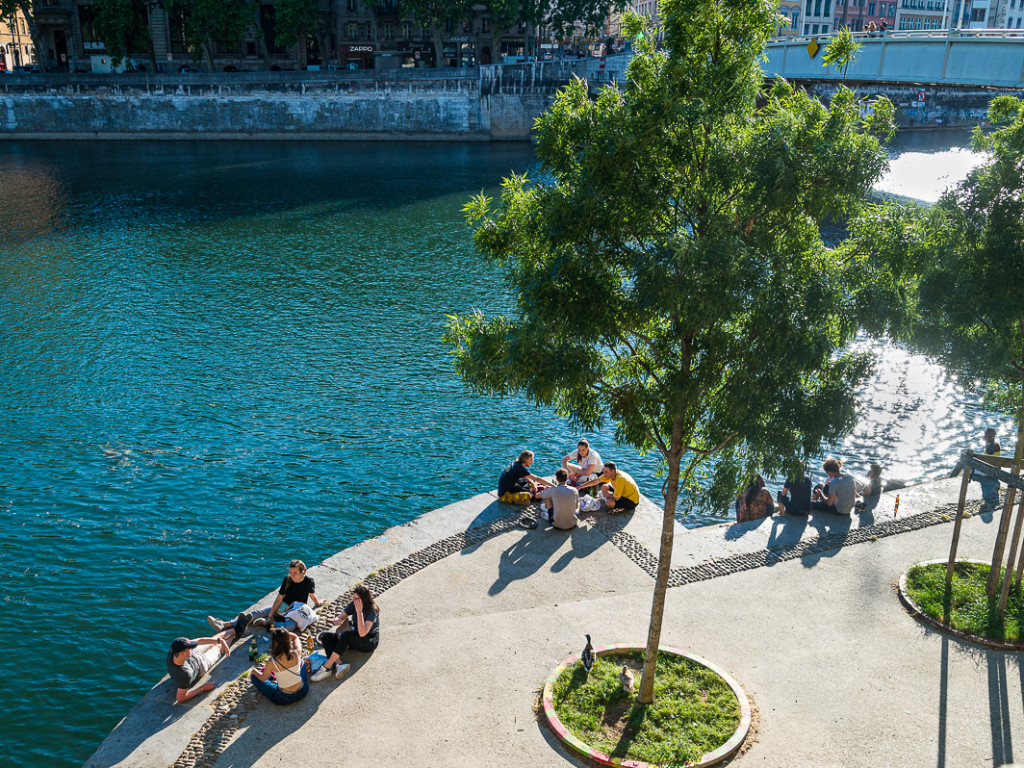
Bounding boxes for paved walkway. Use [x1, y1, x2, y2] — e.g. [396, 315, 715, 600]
[88, 478, 1024, 768]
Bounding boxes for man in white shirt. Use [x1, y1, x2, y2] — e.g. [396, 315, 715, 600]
[562, 439, 602, 487]
[539, 468, 580, 530]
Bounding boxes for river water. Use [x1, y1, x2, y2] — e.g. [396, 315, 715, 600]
[0, 130, 1007, 767]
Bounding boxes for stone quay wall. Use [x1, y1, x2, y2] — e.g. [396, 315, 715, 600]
[0, 65, 583, 141]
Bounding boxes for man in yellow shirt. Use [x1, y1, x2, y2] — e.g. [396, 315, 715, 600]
[578, 461, 640, 514]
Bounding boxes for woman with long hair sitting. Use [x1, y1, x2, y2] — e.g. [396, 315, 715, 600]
[311, 585, 379, 681]
[249, 627, 309, 704]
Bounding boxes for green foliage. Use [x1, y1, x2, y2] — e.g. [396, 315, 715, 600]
[822, 26, 861, 79]
[551, 652, 740, 764]
[165, 0, 253, 63]
[859, 97, 1024, 419]
[272, 0, 318, 50]
[906, 562, 1024, 642]
[93, 0, 155, 65]
[447, 0, 896, 515]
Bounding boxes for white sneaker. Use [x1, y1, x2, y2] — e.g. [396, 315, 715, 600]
[310, 666, 334, 682]
[334, 663, 351, 679]
[206, 615, 225, 631]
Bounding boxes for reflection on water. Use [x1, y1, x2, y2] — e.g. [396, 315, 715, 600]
[877, 128, 988, 202]
[0, 133, 1005, 767]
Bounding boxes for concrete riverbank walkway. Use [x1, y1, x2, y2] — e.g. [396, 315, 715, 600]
[88, 478, 1024, 767]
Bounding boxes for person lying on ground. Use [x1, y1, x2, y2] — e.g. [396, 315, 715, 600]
[208, 559, 324, 632]
[498, 450, 553, 501]
[577, 461, 640, 514]
[249, 627, 309, 705]
[311, 585, 379, 681]
[736, 474, 774, 523]
[561, 439, 603, 487]
[539, 468, 580, 529]
[167, 630, 237, 704]
[811, 458, 858, 515]
[776, 465, 812, 516]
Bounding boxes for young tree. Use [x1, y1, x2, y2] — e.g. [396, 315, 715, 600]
[446, 0, 895, 704]
[822, 26, 860, 80]
[859, 97, 1024, 603]
[164, 0, 253, 71]
[94, 0, 161, 71]
[272, 0, 319, 54]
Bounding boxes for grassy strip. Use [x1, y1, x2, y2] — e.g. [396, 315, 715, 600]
[906, 561, 1024, 642]
[551, 651, 740, 766]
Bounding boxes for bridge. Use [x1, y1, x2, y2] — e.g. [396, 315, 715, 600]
[763, 30, 1024, 88]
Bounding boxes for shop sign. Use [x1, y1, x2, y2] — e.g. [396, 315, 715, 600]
[502, 37, 525, 43]
[449, 35, 469, 42]
[348, 45, 374, 52]
[84, 42, 105, 51]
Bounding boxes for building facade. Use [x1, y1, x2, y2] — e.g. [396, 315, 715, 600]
[836, 0, 897, 30]
[1, 8, 37, 71]
[25, 0, 537, 73]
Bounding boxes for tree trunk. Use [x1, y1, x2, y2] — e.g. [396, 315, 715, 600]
[146, 5, 158, 73]
[253, 4, 271, 68]
[638, 420, 684, 705]
[18, 0, 49, 73]
[203, 38, 216, 72]
[431, 26, 443, 68]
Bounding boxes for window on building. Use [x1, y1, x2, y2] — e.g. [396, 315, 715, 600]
[814, 0, 822, 15]
[792, 9, 800, 28]
[821, 22, 829, 32]
[824, 0, 831, 14]
[463, 19, 470, 32]
[812, 23, 819, 32]
[422, 22, 430, 39]
[482, 17, 491, 33]
[444, 18, 452, 33]
[348, 0, 357, 9]
[77, 5, 104, 50]
[970, 8, 985, 20]
[868, 1, 876, 13]
[889, 3, 895, 14]
[402, 22, 412, 39]
[384, 22, 394, 39]
[806, 0, 812, 13]
[347, 22, 358, 39]
[804, 22, 810, 32]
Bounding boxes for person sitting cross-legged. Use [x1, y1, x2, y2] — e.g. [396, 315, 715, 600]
[811, 458, 857, 515]
[539, 468, 580, 530]
[578, 461, 641, 514]
[498, 450, 553, 501]
[311, 585, 379, 682]
[249, 627, 309, 705]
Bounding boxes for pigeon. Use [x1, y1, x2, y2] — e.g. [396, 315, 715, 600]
[581, 634, 595, 675]
[620, 665, 635, 693]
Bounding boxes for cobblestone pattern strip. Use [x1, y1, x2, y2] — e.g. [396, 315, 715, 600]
[171, 510, 526, 768]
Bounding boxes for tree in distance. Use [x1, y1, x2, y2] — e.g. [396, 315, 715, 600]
[446, 0, 896, 705]
[852, 97, 1024, 607]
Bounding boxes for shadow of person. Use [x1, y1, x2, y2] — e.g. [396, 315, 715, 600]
[550, 523, 608, 573]
[766, 513, 810, 552]
[209, 651, 376, 768]
[460, 498, 523, 556]
[723, 514, 774, 541]
[799, 510, 854, 568]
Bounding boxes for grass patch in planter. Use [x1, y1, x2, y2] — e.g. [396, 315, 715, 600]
[551, 650, 740, 766]
[906, 561, 1024, 642]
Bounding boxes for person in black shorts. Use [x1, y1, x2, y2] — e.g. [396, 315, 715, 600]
[498, 450, 553, 500]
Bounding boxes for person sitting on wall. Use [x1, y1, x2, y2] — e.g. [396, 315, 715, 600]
[736, 474, 775, 523]
[950, 427, 1002, 509]
[167, 627, 240, 704]
[539, 468, 581, 530]
[498, 450, 553, 501]
[811, 458, 858, 515]
[776, 464, 812, 517]
[578, 461, 641, 514]
[857, 463, 884, 497]
[207, 559, 324, 632]
[561, 438, 603, 487]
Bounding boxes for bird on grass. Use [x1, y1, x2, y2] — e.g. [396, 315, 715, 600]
[581, 634, 595, 676]
[620, 665, 635, 693]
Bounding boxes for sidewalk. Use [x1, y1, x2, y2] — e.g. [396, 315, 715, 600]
[89, 478, 1024, 768]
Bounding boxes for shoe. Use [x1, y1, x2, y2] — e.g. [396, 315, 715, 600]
[334, 663, 351, 679]
[233, 612, 252, 636]
[250, 617, 268, 628]
[310, 665, 335, 682]
[207, 615, 227, 631]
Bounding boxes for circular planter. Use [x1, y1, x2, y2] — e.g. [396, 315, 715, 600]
[898, 558, 1024, 652]
[542, 644, 752, 768]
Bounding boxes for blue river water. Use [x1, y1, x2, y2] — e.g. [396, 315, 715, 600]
[0, 131, 1010, 767]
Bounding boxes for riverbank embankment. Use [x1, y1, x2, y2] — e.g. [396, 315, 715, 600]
[85, 474, 1024, 768]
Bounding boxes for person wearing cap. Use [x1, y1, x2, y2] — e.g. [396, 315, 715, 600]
[577, 461, 641, 514]
[561, 439, 603, 487]
[167, 623, 240, 703]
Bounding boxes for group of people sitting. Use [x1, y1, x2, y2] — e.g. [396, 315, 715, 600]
[166, 559, 380, 707]
[497, 439, 642, 530]
[736, 458, 884, 523]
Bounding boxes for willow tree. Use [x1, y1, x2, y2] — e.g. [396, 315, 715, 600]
[445, 0, 895, 704]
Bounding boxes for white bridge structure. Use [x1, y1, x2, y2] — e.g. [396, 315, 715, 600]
[763, 30, 1024, 88]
